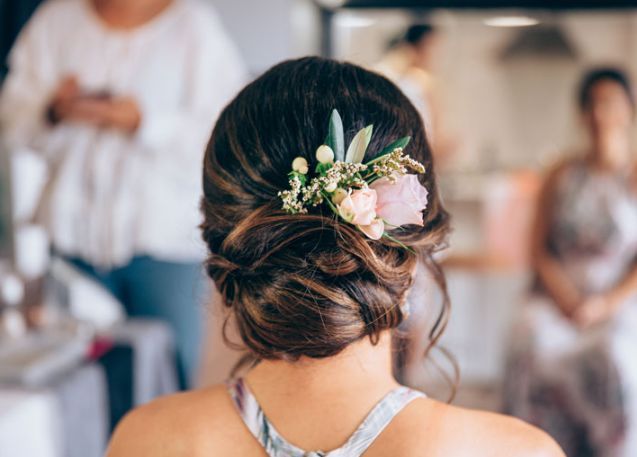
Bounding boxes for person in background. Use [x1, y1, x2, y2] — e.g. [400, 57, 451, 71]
[505, 68, 637, 456]
[0, 0, 247, 388]
[373, 23, 455, 163]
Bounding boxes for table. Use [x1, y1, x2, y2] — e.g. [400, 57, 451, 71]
[0, 318, 178, 457]
[0, 363, 106, 457]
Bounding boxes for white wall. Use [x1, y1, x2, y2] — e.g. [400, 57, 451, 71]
[210, 0, 320, 76]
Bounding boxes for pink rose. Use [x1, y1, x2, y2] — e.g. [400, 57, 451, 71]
[337, 188, 377, 226]
[359, 218, 385, 240]
[370, 174, 428, 227]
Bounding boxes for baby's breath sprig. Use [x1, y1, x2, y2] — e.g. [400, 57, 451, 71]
[367, 148, 426, 183]
[278, 174, 306, 214]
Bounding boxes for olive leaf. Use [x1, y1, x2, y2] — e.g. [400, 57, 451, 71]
[345, 125, 373, 164]
[377, 136, 411, 157]
[324, 109, 345, 162]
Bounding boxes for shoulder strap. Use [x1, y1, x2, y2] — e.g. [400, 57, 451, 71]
[227, 378, 425, 457]
[329, 386, 425, 457]
[227, 377, 312, 457]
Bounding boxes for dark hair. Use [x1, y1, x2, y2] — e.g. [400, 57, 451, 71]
[404, 24, 436, 46]
[578, 67, 634, 112]
[200, 57, 450, 369]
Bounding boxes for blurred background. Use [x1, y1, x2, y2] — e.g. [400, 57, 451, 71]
[2, 0, 637, 456]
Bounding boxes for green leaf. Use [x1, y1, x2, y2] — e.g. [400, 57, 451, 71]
[345, 125, 373, 164]
[324, 109, 345, 162]
[288, 170, 306, 185]
[314, 162, 332, 176]
[377, 136, 411, 158]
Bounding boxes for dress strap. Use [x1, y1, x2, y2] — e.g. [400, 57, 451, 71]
[226, 377, 425, 457]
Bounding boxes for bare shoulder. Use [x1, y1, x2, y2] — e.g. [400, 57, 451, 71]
[105, 385, 249, 457]
[447, 404, 565, 457]
[374, 398, 565, 457]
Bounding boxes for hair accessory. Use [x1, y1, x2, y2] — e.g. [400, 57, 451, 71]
[277, 109, 429, 247]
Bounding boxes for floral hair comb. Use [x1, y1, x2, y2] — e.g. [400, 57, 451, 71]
[277, 109, 428, 247]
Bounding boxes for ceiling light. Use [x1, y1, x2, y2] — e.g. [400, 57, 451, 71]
[315, 0, 346, 8]
[335, 14, 376, 28]
[484, 16, 539, 28]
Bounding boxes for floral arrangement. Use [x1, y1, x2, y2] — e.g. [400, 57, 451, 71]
[277, 109, 429, 246]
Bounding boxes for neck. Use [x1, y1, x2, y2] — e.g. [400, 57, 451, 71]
[590, 130, 632, 171]
[245, 331, 399, 403]
[93, 0, 173, 27]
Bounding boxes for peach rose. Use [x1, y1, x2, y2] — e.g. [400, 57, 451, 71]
[337, 188, 377, 226]
[359, 218, 385, 240]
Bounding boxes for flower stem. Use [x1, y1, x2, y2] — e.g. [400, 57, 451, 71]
[322, 191, 340, 217]
[382, 232, 415, 254]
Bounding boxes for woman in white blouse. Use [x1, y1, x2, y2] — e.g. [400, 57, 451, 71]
[0, 0, 247, 388]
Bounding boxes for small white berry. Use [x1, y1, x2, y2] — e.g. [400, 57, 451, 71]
[315, 145, 335, 164]
[292, 157, 309, 174]
[325, 181, 337, 192]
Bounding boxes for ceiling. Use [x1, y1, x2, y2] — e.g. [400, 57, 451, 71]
[341, 0, 637, 9]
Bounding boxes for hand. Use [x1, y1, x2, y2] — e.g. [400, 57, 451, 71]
[108, 97, 142, 133]
[46, 76, 81, 124]
[573, 295, 615, 329]
[64, 96, 141, 133]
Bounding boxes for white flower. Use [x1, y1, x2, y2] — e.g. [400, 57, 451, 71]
[325, 181, 337, 193]
[315, 145, 334, 164]
[292, 157, 309, 174]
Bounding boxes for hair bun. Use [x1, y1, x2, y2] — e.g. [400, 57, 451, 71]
[200, 57, 451, 363]
[202, 202, 418, 360]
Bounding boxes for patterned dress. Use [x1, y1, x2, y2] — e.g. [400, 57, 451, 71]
[227, 377, 425, 457]
[505, 158, 637, 457]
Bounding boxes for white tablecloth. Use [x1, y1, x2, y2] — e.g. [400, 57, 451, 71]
[0, 363, 108, 457]
[0, 389, 61, 457]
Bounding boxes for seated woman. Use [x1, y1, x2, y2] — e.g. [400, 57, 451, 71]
[505, 68, 637, 456]
[106, 57, 562, 457]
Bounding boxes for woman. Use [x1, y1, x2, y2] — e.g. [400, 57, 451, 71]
[505, 68, 637, 456]
[106, 57, 562, 456]
[0, 0, 247, 387]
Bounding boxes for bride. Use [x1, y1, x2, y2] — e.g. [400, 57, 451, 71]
[106, 57, 563, 456]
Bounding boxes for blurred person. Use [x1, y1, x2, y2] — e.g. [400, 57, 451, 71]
[505, 68, 637, 456]
[106, 57, 563, 457]
[373, 23, 455, 163]
[374, 24, 437, 131]
[0, 0, 247, 388]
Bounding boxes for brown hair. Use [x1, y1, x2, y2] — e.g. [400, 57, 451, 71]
[200, 57, 451, 369]
[578, 67, 634, 112]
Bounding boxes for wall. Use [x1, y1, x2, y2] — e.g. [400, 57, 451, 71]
[211, 0, 320, 76]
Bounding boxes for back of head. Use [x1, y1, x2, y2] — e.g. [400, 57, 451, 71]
[200, 57, 450, 363]
[404, 23, 436, 47]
